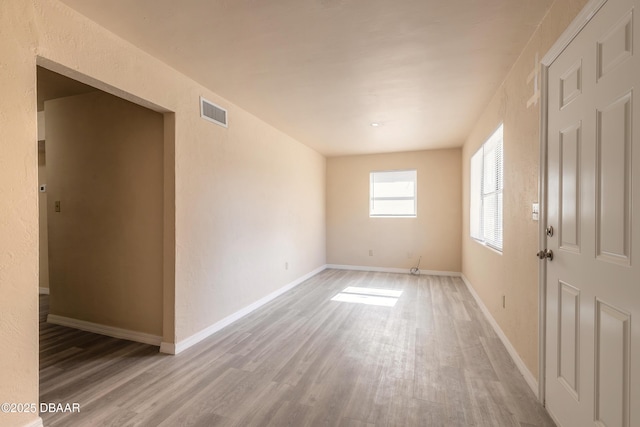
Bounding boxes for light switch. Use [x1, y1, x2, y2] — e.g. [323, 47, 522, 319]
[55, 201, 61, 212]
[532, 203, 539, 221]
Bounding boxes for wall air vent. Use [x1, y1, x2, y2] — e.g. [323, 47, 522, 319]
[200, 97, 228, 128]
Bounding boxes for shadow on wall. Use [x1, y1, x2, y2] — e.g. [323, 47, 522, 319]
[39, 74, 165, 339]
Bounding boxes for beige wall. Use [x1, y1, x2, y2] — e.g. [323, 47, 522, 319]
[46, 91, 164, 336]
[0, 1, 325, 425]
[461, 0, 589, 379]
[0, 2, 40, 425]
[327, 149, 461, 272]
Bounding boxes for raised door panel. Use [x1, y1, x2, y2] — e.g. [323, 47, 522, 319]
[596, 93, 632, 265]
[594, 300, 630, 427]
[559, 124, 582, 252]
[558, 282, 580, 399]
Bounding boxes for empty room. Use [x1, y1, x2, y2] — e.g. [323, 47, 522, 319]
[1, 0, 638, 426]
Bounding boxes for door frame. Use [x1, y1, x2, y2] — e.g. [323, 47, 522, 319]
[537, 0, 608, 405]
[35, 56, 177, 350]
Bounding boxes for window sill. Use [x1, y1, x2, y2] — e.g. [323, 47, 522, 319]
[370, 215, 417, 219]
[471, 237, 503, 255]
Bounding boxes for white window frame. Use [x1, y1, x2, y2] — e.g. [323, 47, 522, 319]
[369, 169, 417, 218]
[470, 124, 504, 251]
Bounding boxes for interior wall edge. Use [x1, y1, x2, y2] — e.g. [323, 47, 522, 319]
[162, 111, 176, 346]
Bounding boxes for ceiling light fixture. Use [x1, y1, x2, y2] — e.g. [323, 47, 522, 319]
[370, 122, 380, 127]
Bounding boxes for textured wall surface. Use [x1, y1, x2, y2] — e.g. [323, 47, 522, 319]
[327, 149, 462, 272]
[0, 1, 41, 425]
[1, 1, 326, 425]
[461, 0, 590, 379]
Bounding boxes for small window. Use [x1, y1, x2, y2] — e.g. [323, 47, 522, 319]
[470, 124, 503, 251]
[370, 170, 417, 217]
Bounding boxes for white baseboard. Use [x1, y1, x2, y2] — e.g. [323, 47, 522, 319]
[21, 417, 43, 427]
[39, 287, 50, 295]
[544, 406, 563, 427]
[159, 341, 176, 354]
[47, 314, 162, 346]
[327, 264, 461, 277]
[162, 264, 328, 355]
[460, 274, 538, 397]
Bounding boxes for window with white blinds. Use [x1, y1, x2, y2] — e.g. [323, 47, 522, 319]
[470, 124, 503, 251]
[370, 170, 417, 217]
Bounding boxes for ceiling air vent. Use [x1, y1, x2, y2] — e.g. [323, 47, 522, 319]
[200, 97, 228, 128]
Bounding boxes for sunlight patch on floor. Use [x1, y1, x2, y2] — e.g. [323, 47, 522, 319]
[331, 286, 402, 307]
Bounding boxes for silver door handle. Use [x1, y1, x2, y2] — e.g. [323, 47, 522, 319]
[536, 249, 553, 261]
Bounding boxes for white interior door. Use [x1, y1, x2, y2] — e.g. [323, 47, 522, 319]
[545, 0, 639, 426]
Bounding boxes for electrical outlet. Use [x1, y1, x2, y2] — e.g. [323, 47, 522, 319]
[369, 249, 373, 256]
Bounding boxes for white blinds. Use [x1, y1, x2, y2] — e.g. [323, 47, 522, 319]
[470, 125, 503, 250]
[470, 150, 483, 240]
[370, 170, 417, 217]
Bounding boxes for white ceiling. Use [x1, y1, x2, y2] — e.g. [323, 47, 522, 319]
[58, 0, 553, 156]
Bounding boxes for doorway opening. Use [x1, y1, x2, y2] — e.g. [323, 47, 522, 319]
[37, 64, 175, 348]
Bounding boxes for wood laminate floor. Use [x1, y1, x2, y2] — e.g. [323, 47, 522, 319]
[40, 269, 555, 426]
